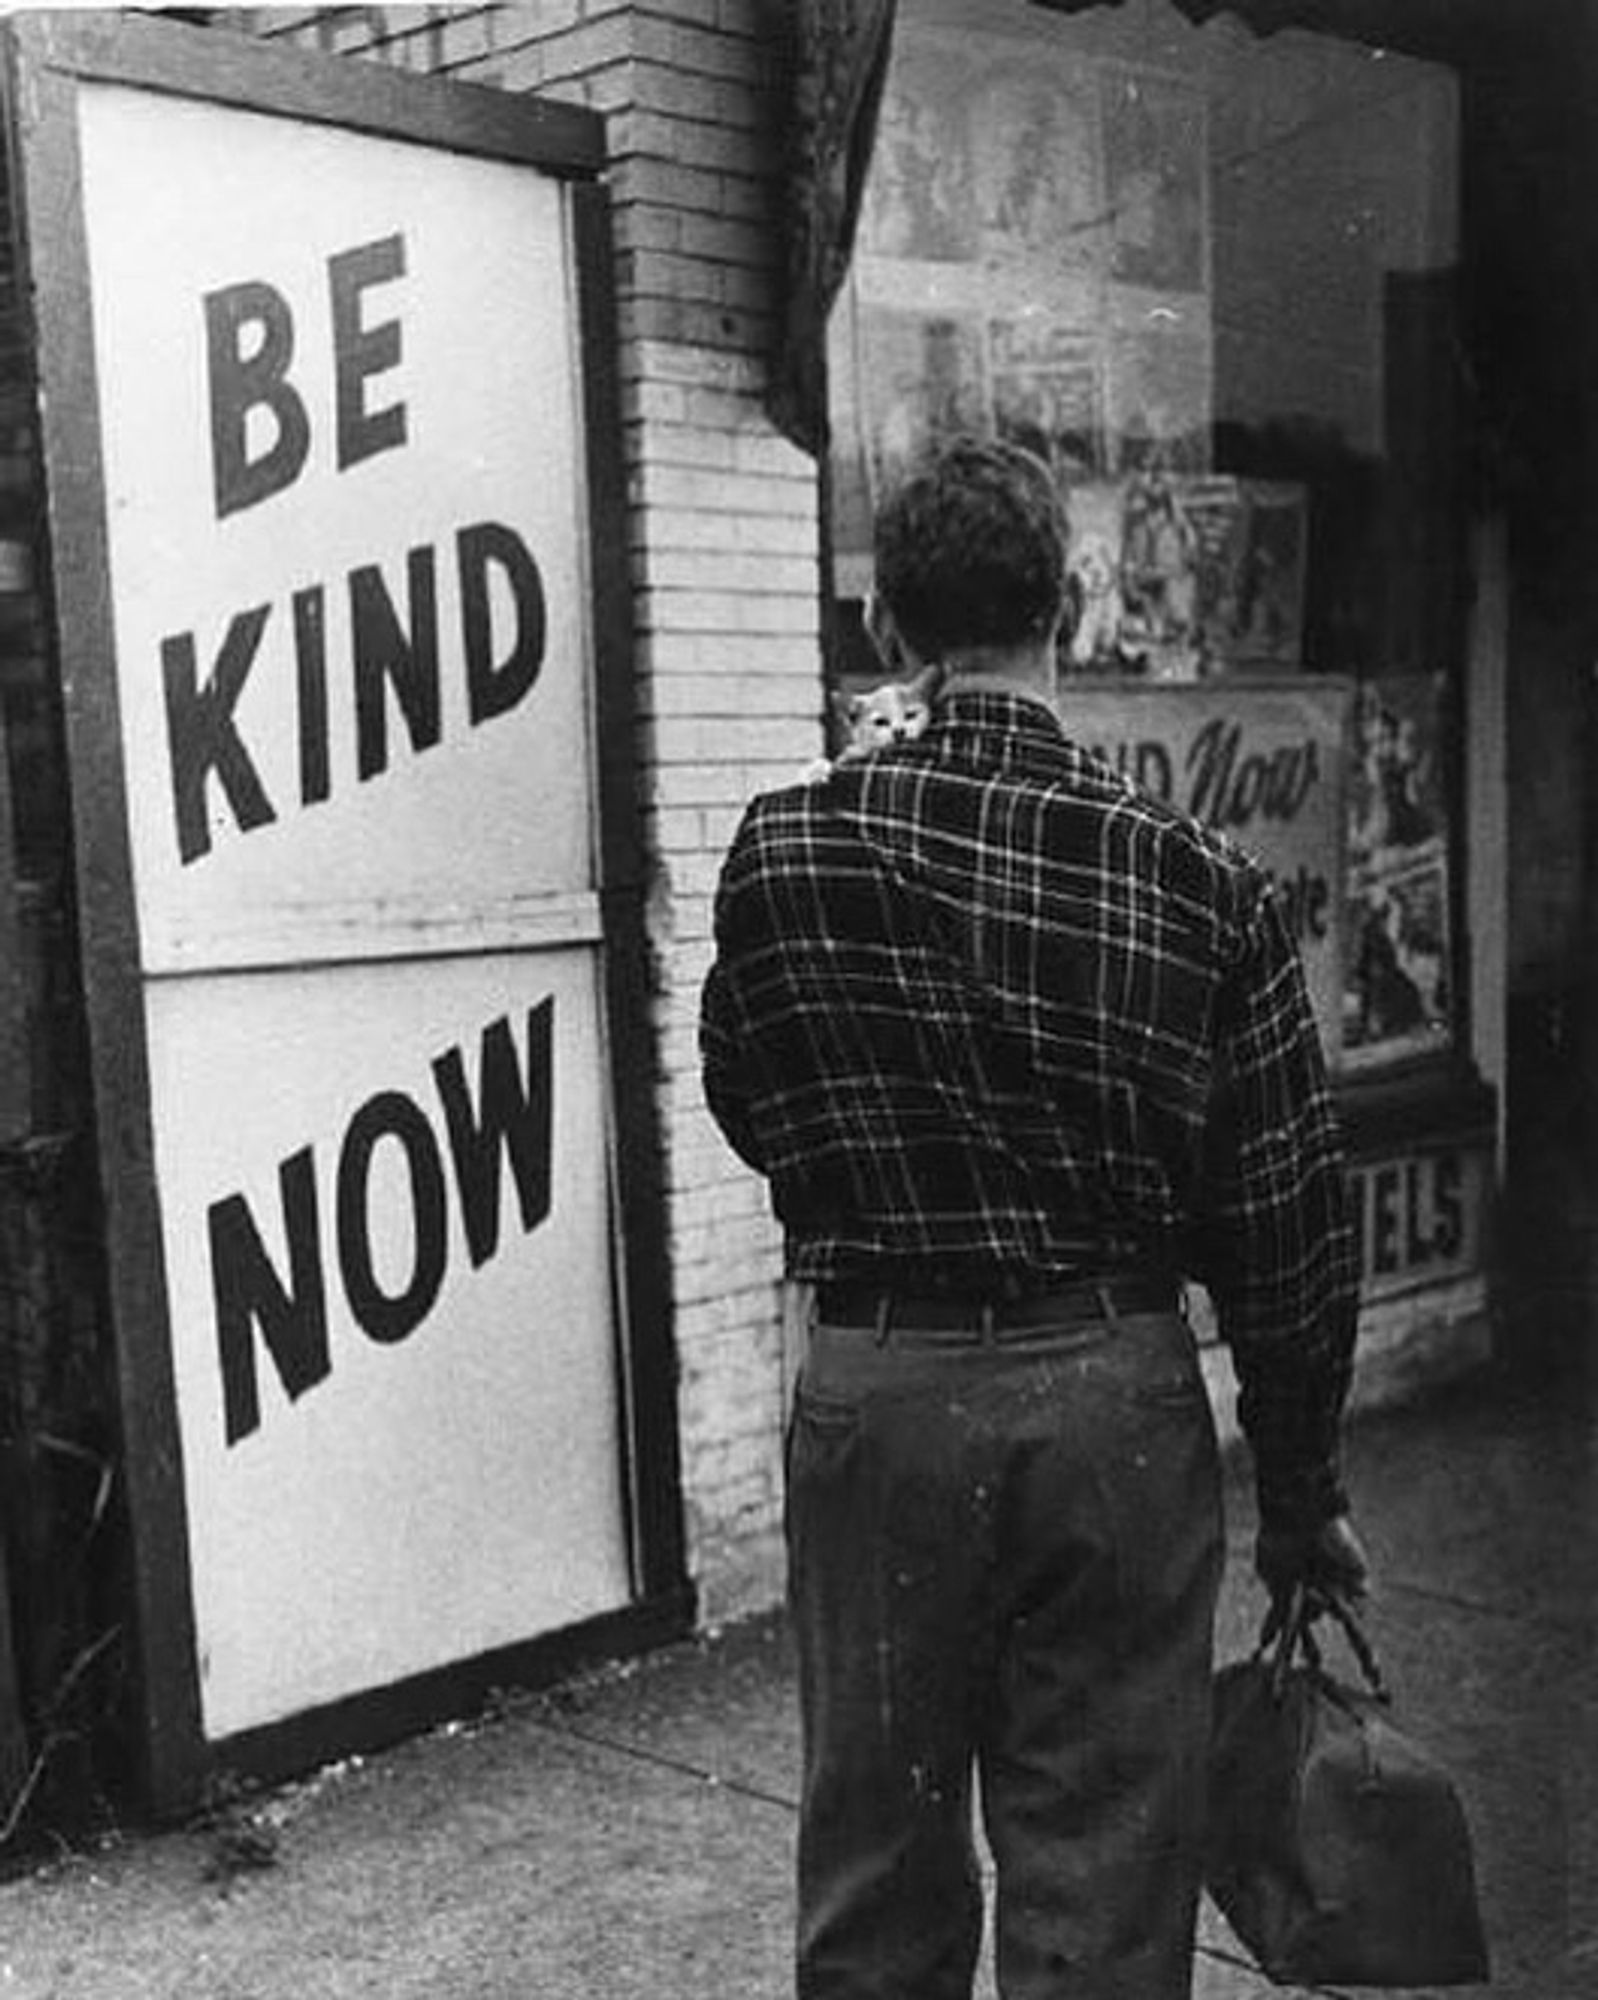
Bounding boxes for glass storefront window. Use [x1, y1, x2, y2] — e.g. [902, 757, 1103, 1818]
[826, 0, 1464, 1077]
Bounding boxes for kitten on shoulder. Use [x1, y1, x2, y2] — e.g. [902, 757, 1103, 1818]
[800, 662, 945, 783]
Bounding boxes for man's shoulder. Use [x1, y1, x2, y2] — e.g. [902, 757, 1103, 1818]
[1060, 758, 1270, 922]
[725, 778, 855, 876]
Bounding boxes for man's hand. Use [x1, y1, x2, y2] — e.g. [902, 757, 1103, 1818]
[1256, 1513, 1370, 1613]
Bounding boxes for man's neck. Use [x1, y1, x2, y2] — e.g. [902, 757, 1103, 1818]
[937, 642, 1056, 706]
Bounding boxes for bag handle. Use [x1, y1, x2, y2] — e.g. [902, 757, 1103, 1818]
[1260, 1586, 1389, 1704]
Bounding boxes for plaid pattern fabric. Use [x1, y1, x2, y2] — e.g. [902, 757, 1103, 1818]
[701, 689, 1357, 1529]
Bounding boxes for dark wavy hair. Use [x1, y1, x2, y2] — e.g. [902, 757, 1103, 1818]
[872, 436, 1069, 661]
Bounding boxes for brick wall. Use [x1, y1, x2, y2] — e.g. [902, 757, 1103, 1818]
[239, 2, 818, 1623]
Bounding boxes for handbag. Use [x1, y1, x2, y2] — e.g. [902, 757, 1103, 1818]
[1205, 1588, 1490, 1988]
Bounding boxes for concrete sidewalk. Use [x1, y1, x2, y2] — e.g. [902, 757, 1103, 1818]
[0, 1366, 1591, 1999]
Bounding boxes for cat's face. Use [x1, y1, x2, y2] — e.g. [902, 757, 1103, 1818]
[847, 683, 930, 749]
[837, 662, 945, 756]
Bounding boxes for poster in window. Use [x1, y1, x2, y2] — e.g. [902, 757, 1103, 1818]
[990, 318, 1104, 485]
[1101, 68, 1207, 295]
[1062, 474, 1287, 680]
[1342, 676, 1452, 1068]
[1062, 480, 1131, 674]
[1229, 482, 1309, 665]
[1060, 679, 1350, 1056]
[962, 60, 1103, 272]
[861, 39, 975, 262]
[1159, 477, 1310, 670]
[1105, 313, 1211, 473]
[857, 307, 987, 497]
[1117, 473, 1207, 680]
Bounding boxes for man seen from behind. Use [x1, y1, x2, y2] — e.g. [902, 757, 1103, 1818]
[699, 437, 1369, 2000]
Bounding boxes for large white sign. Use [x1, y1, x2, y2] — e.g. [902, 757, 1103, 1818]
[74, 80, 631, 1737]
[79, 84, 595, 969]
[146, 950, 629, 1735]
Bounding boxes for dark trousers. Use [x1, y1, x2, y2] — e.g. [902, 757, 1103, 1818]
[786, 1297, 1224, 1999]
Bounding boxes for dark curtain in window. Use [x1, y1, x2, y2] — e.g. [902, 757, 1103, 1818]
[769, 0, 898, 457]
[766, 0, 1483, 455]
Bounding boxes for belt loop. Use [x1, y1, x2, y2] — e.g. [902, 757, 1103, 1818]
[873, 1294, 893, 1346]
[980, 1302, 997, 1344]
[1095, 1282, 1116, 1321]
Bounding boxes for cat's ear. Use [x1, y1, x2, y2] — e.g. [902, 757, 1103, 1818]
[831, 688, 864, 725]
[906, 661, 946, 705]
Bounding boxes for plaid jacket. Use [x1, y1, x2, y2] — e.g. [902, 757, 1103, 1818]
[700, 688, 1357, 1530]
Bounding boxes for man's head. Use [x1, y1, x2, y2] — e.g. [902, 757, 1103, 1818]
[870, 437, 1069, 669]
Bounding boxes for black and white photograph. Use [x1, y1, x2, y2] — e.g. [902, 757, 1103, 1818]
[0, 3, 1583, 1998]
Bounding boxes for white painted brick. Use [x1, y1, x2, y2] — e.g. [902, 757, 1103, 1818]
[629, 339, 768, 392]
[631, 460, 816, 518]
[653, 713, 819, 767]
[677, 1249, 783, 1308]
[672, 1176, 768, 1232]
[648, 759, 760, 807]
[628, 60, 767, 129]
[728, 431, 818, 479]
[640, 629, 822, 676]
[648, 804, 707, 852]
[632, 13, 769, 83]
[645, 673, 819, 720]
[638, 549, 818, 596]
[637, 590, 819, 637]
[665, 845, 747, 899]
[629, 424, 738, 471]
[620, 378, 693, 425]
[611, 154, 726, 214]
[678, 380, 774, 429]
[741, 759, 810, 796]
[610, 107, 780, 176]
[631, 507, 818, 559]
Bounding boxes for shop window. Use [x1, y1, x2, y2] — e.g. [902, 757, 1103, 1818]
[826, 0, 1465, 1081]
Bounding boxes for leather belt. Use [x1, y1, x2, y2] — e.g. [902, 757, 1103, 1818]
[813, 1273, 1177, 1338]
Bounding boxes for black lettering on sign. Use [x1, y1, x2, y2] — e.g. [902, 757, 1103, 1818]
[162, 606, 277, 865]
[205, 280, 312, 519]
[293, 585, 331, 807]
[434, 998, 555, 1266]
[1352, 1148, 1472, 1289]
[329, 233, 408, 472]
[212, 1146, 329, 1447]
[1185, 719, 1319, 832]
[1371, 1165, 1401, 1276]
[209, 1003, 557, 1444]
[337, 1090, 449, 1344]
[458, 521, 547, 725]
[351, 545, 441, 781]
[1088, 739, 1173, 801]
[205, 234, 408, 519]
[159, 522, 547, 864]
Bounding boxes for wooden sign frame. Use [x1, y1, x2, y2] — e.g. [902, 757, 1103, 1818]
[3, 10, 686, 1811]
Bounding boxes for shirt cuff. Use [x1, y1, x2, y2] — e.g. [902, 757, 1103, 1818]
[1253, 1455, 1350, 1535]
